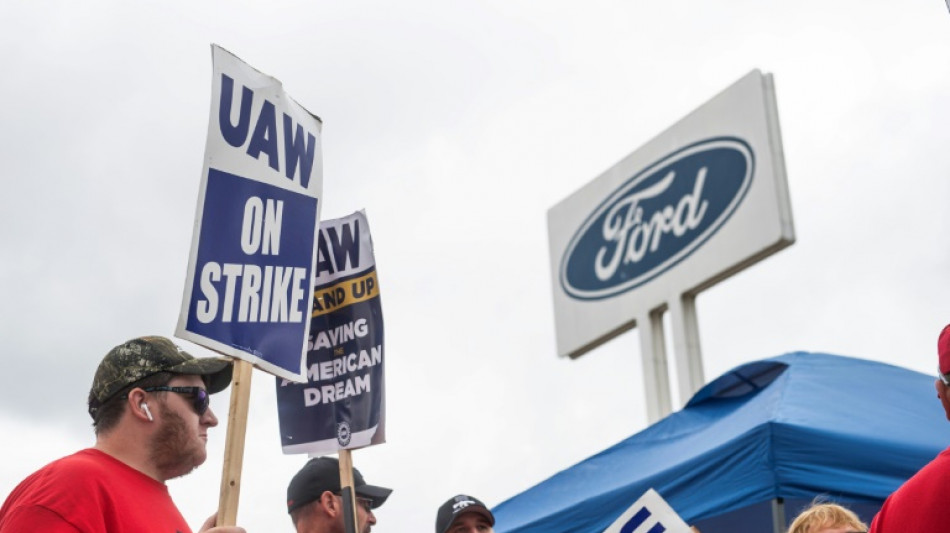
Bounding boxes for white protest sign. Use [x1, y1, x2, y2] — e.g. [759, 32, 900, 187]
[177, 44, 323, 382]
[603, 489, 693, 533]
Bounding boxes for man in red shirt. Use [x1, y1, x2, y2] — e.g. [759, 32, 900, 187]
[869, 324, 950, 533]
[0, 335, 246, 533]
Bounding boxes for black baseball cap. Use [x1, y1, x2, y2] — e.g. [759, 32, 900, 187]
[436, 494, 495, 533]
[287, 457, 392, 513]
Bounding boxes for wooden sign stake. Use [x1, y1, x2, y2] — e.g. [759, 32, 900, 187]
[217, 358, 253, 526]
[339, 449, 360, 533]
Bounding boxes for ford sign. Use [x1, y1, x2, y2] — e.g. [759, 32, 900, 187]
[560, 137, 754, 300]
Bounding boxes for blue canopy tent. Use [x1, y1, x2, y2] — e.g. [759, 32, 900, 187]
[492, 353, 950, 533]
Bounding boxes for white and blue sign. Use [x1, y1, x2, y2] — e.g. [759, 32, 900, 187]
[548, 70, 794, 360]
[177, 45, 323, 382]
[561, 137, 753, 300]
[276, 211, 386, 455]
[602, 489, 692, 533]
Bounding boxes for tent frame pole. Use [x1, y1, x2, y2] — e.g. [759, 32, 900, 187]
[771, 497, 786, 533]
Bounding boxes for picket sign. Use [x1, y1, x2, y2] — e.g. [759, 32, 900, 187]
[602, 489, 693, 533]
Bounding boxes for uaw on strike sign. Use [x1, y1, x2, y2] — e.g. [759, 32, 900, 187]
[276, 210, 385, 454]
[177, 45, 322, 382]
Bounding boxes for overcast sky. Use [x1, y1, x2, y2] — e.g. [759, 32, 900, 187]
[2, 1, 949, 531]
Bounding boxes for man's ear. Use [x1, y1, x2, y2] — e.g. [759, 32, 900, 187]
[937, 379, 950, 399]
[320, 491, 340, 517]
[935, 379, 950, 421]
[126, 388, 151, 423]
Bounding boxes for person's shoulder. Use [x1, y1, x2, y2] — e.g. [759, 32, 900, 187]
[35, 449, 114, 480]
[1, 450, 104, 519]
[52, 448, 102, 467]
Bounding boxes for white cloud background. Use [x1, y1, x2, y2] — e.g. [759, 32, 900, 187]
[1, 0, 949, 531]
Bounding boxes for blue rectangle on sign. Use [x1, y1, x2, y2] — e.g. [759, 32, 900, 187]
[276, 291, 384, 446]
[185, 168, 318, 374]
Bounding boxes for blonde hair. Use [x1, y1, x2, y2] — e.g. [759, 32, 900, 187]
[788, 501, 867, 533]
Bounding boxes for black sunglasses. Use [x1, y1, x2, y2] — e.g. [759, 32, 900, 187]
[939, 367, 950, 387]
[143, 386, 210, 415]
[335, 493, 375, 513]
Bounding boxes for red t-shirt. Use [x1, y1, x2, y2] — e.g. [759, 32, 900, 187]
[869, 446, 950, 533]
[0, 448, 192, 533]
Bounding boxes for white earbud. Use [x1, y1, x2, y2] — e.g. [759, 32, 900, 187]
[140, 403, 153, 422]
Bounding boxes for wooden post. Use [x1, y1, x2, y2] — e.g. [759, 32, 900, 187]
[338, 449, 360, 533]
[216, 359, 254, 526]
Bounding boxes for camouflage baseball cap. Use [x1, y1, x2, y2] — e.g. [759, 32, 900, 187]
[87, 336, 233, 418]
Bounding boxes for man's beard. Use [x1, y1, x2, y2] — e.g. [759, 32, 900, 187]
[149, 402, 207, 480]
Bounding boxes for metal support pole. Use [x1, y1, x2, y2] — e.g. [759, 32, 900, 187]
[669, 293, 705, 406]
[771, 497, 786, 533]
[637, 308, 672, 423]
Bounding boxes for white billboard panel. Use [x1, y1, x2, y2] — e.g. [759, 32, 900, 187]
[548, 69, 793, 360]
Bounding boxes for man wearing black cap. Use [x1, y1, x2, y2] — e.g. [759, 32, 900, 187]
[0, 335, 244, 533]
[435, 494, 495, 533]
[287, 456, 392, 533]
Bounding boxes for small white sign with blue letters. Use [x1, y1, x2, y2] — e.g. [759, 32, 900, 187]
[602, 488, 692, 533]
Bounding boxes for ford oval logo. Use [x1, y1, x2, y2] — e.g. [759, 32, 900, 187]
[560, 137, 754, 300]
